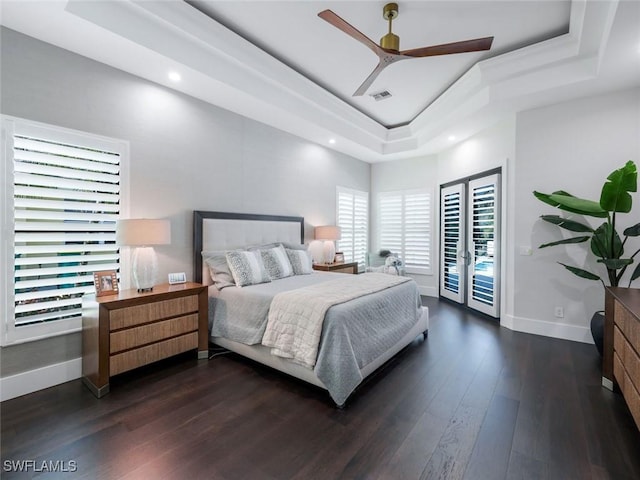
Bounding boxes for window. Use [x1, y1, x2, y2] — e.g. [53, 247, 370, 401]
[336, 187, 368, 269]
[378, 190, 432, 274]
[1, 117, 128, 345]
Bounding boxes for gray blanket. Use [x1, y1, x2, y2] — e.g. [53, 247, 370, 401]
[209, 272, 422, 405]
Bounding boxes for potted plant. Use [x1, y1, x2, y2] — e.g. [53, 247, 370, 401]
[533, 160, 640, 354]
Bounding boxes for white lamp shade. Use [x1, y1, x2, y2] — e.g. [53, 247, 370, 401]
[315, 225, 341, 241]
[116, 219, 171, 246]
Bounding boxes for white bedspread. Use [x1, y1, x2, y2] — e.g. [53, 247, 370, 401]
[261, 273, 411, 368]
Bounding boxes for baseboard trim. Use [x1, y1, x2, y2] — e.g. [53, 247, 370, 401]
[0, 358, 81, 402]
[418, 285, 438, 297]
[502, 314, 593, 344]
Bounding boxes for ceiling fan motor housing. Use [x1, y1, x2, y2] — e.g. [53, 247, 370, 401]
[381, 3, 400, 51]
[380, 32, 399, 51]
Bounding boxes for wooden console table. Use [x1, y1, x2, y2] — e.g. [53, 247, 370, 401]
[604, 287, 640, 429]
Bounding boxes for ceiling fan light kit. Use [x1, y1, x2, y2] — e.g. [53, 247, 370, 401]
[318, 2, 494, 97]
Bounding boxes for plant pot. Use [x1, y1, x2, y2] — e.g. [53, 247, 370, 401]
[590, 311, 605, 356]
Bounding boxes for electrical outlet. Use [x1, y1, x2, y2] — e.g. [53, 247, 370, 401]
[554, 307, 564, 318]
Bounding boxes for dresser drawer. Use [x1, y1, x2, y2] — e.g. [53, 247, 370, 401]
[110, 332, 198, 375]
[623, 369, 640, 430]
[623, 333, 640, 394]
[616, 302, 640, 349]
[110, 295, 199, 330]
[110, 314, 199, 354]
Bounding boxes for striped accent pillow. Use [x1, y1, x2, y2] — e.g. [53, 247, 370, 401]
[225, 250, 272, 287]
[261, 245, 293, 280]
[286, 248, 313, 275]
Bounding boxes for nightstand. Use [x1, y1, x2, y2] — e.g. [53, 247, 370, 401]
[82, 282, 208, 398]
[312, 262, 358, 274]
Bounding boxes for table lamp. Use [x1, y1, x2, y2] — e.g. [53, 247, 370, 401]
[116, 218, 171, 291]
[315, 225, 341, 264]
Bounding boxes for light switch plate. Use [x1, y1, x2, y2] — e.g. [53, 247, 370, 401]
[168, 272, 186, 284]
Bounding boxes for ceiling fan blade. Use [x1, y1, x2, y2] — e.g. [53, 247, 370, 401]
[353, 61, 389, 97]
[399, 36, 494, 58]
[318, 9, 384, 57]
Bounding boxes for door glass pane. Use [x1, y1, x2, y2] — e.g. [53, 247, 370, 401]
[442, 191, 461, 294]
[471, 183, 495, 306]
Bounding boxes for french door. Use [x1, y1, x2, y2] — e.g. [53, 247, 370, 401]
[439, 172, 501, 318]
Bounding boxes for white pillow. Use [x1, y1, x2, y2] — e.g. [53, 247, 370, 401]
[261, 245, 293, 279]
[202, 251, 236, 290]
[286, 248, 313, 275]
[225, 250, 271, 287]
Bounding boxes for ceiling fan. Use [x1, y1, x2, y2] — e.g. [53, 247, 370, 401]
[318, 3, 494, 97]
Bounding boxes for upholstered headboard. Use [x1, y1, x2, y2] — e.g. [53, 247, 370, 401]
[193, 211, 304, 285]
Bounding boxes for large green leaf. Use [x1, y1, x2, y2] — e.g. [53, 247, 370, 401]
[534, 190, 574, 208]
[548, 193, 608, 217]
[540, 215, 593, 232]
[600, 161, 637, 213]
[558, 262, 601, 281]
[533, 190, 607, 217]
[540, 236, 590, 248]
[623, 222, 640, 237]
[597, 258, 634, 269]
[590, 222, 622, 258]
[630, 263, 640, 284]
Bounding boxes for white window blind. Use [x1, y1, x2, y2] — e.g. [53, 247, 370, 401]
[378, 190, 431, 274]
[336, 187, 368, 269]
[2, 117, 126, 344]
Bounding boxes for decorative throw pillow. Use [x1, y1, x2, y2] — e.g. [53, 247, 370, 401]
[202, 251, 236, 290]
[225, 250, 272, 287]
[286, 248, 313, 275]
[261, 245, 293, 280]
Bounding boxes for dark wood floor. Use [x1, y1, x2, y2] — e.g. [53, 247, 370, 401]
[2, 298, 640, 479]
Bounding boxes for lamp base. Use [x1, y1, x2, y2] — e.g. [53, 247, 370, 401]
[323, 240, 336, 264]
[132, 246, 158, 292]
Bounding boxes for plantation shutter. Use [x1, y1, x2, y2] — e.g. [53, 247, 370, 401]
[337, 187, 368, 269]
[10, 120, 122, 331]
[379, 193, 403, 255]
[404, 192, 431, 270]
[378, 190, 431, 273]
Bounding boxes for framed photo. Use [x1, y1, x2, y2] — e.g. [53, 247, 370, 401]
[334, 252, 345, 263]
[94, 270, 119, 297]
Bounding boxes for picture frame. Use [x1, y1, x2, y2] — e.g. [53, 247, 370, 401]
[334, 252, 345, 263]
[94, 270, 119, 297]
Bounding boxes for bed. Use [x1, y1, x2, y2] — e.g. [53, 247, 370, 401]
[193, 211, 429, 406]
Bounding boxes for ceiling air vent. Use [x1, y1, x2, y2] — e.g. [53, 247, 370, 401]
[370, 90, 392, 101]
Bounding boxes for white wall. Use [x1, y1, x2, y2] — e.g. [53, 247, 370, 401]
[0, 28, 370, 378]
[511, 88, 640, 342]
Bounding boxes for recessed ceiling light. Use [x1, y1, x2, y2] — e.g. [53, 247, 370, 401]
[168, 71, 181, 82]
[448, 135, 456, 141]
[329, 138, 336, 144]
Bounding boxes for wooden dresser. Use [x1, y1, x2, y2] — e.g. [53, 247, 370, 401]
[82, 282, 208, 397]
[604, 287, 640, 429]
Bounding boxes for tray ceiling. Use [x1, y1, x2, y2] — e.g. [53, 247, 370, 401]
[1, 0, 638, 162]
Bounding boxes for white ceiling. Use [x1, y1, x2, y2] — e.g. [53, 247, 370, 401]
[189, 1, 571, 127]
[1, 1, 639, 163]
